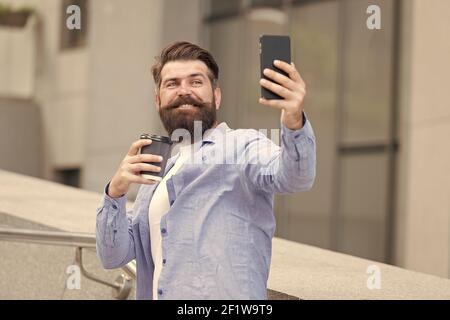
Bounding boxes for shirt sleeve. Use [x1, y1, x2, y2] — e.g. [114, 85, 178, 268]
[95, 182, 136, 269]
[242, 112, 316, 194]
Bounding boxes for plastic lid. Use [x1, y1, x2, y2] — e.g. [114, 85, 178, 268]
[140, 133, 172, 144]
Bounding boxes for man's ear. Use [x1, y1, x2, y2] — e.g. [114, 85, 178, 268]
[214, 86, 221, 110]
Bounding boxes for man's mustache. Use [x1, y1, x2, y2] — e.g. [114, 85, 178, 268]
[164, 96, 209, 110]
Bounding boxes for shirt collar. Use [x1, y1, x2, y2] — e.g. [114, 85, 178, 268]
[172, 121, 231, 147]
[165, 122, 231, 170]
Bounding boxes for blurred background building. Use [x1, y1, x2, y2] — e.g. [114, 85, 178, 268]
[0, 0, 449, 280]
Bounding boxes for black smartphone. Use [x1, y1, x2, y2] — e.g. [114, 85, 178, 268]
[259, 35, 291, 100]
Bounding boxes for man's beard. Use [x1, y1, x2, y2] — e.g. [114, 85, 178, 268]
[158, 94, 217, 143]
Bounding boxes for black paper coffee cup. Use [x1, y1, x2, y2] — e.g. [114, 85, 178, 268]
[139, 133, 173, 181]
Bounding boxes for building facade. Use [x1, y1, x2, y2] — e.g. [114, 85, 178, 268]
[0, 0, 449, 278]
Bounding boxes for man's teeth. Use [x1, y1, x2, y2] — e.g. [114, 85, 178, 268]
[178, 104, 195, 109]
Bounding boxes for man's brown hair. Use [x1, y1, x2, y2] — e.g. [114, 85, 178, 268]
[151, 41, 219, 91]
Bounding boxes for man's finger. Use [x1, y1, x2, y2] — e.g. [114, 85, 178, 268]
[263, 68, 296, 91]
[260, 78, 294, 99]
[130, 163, 162, 174]
[274, 60, 305, 86]
[127, 139, 152, 156]
[128, 153, 163, 164]
[125, 172, 157, 185]
[258, 97, 284, 110]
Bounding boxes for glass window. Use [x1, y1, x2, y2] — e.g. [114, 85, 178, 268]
[340, 0, 395, 145]
[337, 153, 389, 261]
[283, 0, 340, 248]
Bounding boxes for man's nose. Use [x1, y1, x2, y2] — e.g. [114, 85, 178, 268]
[177, 82, 192, 96]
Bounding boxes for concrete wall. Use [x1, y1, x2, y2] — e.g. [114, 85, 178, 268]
[0, 98, 42, 178]
[82, 0, 164, 198]
[397, 0, 450, 278]
[83, 0, 201, 198]
[0, 14, 36, 98]
[0, 0, 89, 180]
[0, 0, 203, 197]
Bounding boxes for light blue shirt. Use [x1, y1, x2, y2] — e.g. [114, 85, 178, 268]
[96, 118, 316, 300]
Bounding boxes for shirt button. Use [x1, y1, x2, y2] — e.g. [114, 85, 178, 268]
[161, 228, 167, 234]
[112, 204, 117, 210]
[162, 259, 166, 265]
[158, 289, 163, 295]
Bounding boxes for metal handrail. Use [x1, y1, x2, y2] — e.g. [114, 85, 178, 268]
[0, 226, 136, 299]
[0, 227, 97, 248]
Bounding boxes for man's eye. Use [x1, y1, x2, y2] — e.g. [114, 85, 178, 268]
[166, 82, 176, 88]
[192, 80, 203, 86]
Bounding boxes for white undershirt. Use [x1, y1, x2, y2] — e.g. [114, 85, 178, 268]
[148, 140, 199, 300]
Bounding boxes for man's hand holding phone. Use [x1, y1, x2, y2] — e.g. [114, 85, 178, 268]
[259, 60, 306, 130]
[108, 139, 163, 198]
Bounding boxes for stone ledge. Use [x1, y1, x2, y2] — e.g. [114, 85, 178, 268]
[1, 169, 450, 299]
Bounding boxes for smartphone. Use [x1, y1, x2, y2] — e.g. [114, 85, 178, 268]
[259, 35, 291, 100]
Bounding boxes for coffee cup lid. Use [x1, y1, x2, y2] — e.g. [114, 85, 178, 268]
[140, 133, 172, 144]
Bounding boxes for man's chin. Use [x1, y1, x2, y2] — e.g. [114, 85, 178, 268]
[160, 104, 216, 138]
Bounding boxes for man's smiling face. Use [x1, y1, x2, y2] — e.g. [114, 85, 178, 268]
[155, 60, 221, 139]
